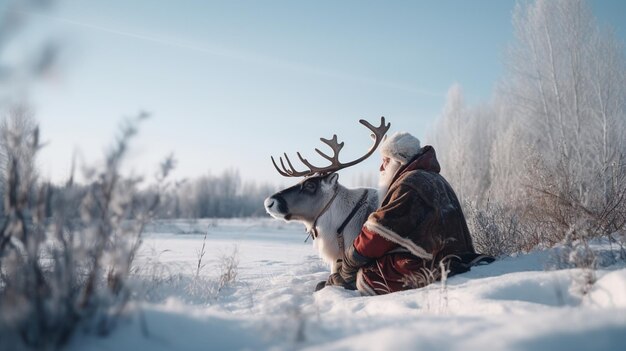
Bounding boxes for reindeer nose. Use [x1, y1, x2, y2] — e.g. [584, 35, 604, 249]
[264, 197, 275, 209]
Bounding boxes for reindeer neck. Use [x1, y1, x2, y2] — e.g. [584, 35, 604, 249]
[312, 185, 363, 237]
[302, 183, 339, 237]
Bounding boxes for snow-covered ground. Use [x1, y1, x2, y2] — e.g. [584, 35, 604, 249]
[69, 219, 626, 351]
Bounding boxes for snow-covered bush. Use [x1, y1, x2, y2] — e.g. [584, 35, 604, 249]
[464, 200, 523, 256]
[0, 110, 171, 349]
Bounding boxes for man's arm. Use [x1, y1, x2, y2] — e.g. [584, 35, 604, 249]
[331, 228, 398, 288]
[353, 226, 399, 258]
[327, 185, 419, 289]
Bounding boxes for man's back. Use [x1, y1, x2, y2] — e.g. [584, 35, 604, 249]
[367, 151, 476, 262]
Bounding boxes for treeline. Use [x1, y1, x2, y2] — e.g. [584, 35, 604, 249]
[0, 117, 279, 221]
[429, 0, 626, 255]
[5, 170, 279, 220]
[146, 170, 278, 218]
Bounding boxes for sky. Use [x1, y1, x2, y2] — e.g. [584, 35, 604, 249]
[4, 0, 626, 187]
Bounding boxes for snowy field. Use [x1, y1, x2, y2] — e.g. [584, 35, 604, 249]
[68, 218, 626, 351]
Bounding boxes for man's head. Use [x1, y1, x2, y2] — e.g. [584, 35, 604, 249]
[380, 132, 421, 165]
[377, 132, 421, 201]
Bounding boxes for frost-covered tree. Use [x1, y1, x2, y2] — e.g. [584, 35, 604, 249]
[497, 0, 626, 239]
[429, 0, 626, 251]
[428, 84, 494, 204]
[429, 84, 468, 199]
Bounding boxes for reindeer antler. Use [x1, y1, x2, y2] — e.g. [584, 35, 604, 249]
[271, 116, 391, 177]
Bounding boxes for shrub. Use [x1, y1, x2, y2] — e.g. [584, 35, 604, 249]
[0, 110, 171, 349]
[464, 200, 523, 256]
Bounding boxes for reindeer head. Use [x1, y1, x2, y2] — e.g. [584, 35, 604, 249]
[264, 117, 390, 224]
[264, 172, 339, 222]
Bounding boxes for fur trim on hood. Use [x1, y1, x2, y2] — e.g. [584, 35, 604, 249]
[380, 132, 421, 165]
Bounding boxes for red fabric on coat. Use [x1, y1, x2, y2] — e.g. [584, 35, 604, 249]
[353, 226, 398, 259]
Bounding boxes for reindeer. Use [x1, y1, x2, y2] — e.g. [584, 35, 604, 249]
[264, 117, 390, 274]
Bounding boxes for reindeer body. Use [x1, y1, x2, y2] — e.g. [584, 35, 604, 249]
[264, 174, 378, 273]
[307, 185, 377, 273]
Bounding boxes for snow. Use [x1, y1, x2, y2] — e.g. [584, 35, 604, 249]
[587, 270, 626, 309]
[68, 218, 626, 351]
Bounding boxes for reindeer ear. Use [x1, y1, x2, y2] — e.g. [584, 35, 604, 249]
[328, 172, 339, 184]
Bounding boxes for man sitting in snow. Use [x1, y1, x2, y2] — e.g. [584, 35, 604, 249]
[325, 132, 491, 295]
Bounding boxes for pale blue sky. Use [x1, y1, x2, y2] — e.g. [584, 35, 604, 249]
[8, 0, 626, 186]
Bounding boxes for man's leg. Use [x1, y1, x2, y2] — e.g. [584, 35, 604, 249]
[356, 269, 376, 296]
[356, 253, 433, 295]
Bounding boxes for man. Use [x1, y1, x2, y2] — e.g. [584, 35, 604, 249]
[326, 132, 489, 295]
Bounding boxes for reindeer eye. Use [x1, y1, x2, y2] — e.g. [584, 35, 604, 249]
[303, 181, 316, 192]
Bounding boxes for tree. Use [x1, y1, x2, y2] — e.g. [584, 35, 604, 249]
[428, 0, 626, 249]
[428, 84, 495, 204]
[429, 84, 468, 199]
